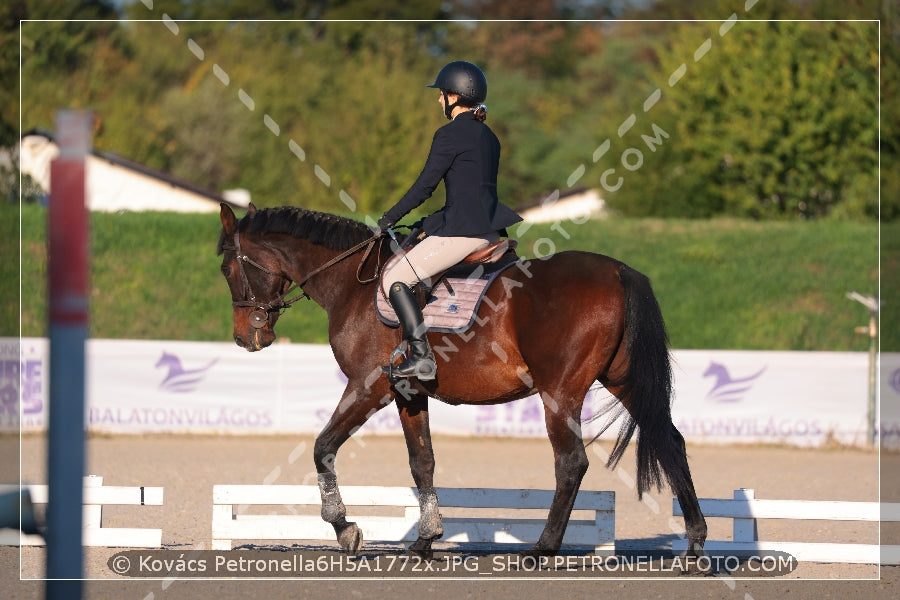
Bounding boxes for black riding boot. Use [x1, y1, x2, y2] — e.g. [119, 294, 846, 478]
[385, 282, 436, 381]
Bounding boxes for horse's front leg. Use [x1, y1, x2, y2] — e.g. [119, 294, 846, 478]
[314, 380, 392, 556]
[396, 392, 443, 561]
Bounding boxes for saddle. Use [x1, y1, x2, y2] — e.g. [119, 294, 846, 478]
[459, 238, 517, 265]
[375, 237, 520, 334]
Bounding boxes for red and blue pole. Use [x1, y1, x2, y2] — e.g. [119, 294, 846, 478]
[45, 110, 91, 597]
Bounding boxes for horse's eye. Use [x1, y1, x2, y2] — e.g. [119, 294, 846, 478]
[221, 265, 232, 277]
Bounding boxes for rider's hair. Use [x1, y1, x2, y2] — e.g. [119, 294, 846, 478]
[472, 104, 487, 122]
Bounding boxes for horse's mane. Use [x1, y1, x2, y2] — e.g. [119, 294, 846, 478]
[218, 206, 373, 254]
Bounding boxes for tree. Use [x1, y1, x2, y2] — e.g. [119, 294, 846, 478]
[601, 20, 880, 220]
[12, 0, 890, 222]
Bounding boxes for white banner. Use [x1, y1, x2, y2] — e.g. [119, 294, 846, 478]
[668, 350, 871, 447]
[2, 338, 894, 447]
[881, 351, 900, 449]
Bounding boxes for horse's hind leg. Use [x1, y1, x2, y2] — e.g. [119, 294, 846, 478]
[665, 427, 708, 567]
[523, 391, 589, 557]
[605, 383, 708, 572]
[396, 392, 443, 560]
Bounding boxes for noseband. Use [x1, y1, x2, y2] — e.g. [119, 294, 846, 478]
[227, 230, 383, 328]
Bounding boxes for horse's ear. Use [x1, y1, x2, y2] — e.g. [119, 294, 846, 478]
[247, 202, 258, 216]
[220, 203, 237, 234]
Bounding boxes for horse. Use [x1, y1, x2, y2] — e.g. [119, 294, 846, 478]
[217, 202, 707, 565]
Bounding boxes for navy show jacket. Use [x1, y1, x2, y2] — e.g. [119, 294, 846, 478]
[383, 111, 522, 237]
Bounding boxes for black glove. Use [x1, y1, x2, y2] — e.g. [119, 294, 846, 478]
[374, 214, 394, 236]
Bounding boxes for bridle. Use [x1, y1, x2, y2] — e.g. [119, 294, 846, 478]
[228, 231, 300, 329]
[227, 230, 383, 329]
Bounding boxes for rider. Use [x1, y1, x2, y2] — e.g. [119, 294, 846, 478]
[376, 60, 523, 381]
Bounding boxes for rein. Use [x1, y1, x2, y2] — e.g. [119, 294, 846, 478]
[230, 230, 383, 327]
[296, 234, 383, 289]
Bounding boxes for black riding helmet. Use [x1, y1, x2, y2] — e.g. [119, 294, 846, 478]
[427, 60, 487, 120]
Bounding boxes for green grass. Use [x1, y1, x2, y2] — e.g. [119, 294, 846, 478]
[511, 218, 884, 351]
[7, 203, 891, 351]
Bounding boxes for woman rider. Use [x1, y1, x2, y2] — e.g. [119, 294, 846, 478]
[376, 60, 523, 381]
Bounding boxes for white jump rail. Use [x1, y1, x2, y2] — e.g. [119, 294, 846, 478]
[673, 488, 900, 564]
[0, 475, 164, 547]
[212, 485, 614, 553]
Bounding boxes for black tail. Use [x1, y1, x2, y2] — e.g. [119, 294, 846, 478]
[605, 265, 689, 499]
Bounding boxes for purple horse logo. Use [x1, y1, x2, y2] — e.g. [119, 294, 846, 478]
[703, 361, 766, 403]
[155, 352, 218, 393]
[891, 367, 900, 395]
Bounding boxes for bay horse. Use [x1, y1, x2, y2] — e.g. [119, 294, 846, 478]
[217, 203, 707, 565]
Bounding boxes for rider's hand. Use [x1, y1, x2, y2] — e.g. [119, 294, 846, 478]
[375, 215, 393, 236]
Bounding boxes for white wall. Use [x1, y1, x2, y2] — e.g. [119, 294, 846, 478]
[86, 156, 221, 213]
[18, 134, 227, 213]
[519, 189, 606, 224]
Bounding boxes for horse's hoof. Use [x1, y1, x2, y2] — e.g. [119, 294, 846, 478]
[680, 563, 713, 576]
[337, 522, 363, 556]
[518, 544, 554, 559]
[418, 521, 443, 541]
[407, 538, 434, 561]
[679, 561, 710, 576]
[679, 544, 713, 576]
